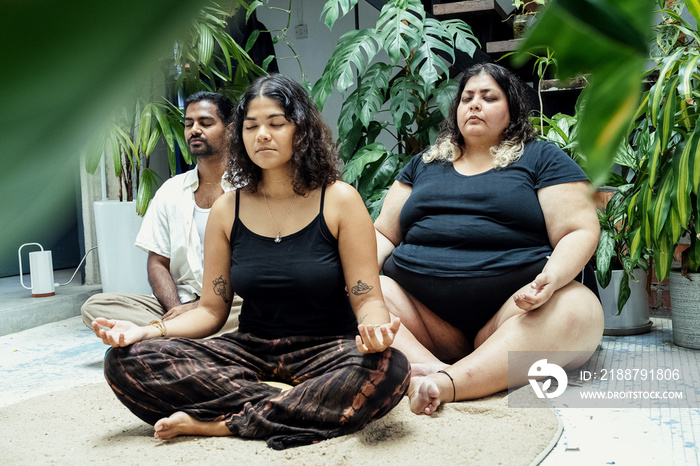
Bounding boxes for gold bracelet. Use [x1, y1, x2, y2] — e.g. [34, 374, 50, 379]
[148, 320, 167, 337]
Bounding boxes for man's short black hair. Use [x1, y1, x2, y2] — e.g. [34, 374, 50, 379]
[184, 92, 234, 125]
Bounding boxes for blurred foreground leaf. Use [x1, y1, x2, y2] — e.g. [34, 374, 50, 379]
[0, 0, 208, 269]
[515, 0, 654, 186]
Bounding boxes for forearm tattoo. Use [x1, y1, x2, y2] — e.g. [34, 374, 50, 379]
[212, 275, 230, 304]
[351, 280, 373, 295]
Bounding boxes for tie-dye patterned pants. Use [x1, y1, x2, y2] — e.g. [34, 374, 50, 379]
[103, 332, 410, 449]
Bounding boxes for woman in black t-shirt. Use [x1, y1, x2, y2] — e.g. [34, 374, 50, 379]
[375, 63, 603, 415]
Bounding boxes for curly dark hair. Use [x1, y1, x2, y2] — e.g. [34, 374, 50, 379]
[439, 62, 537, 148]
[184, 91, 234, 125]
[227, 74, 341, 195]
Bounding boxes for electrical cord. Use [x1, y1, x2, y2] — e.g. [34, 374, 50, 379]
[56, 246, 98, 287]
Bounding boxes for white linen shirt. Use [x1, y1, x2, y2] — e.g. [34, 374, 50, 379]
[135, 167, 234, 303]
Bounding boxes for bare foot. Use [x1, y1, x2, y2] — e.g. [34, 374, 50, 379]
[410, 362, 448, 377]
[153, 412, 230, 440]
[407, 376, 443, 415]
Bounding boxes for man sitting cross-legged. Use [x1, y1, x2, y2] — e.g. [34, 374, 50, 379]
[82, 92, 241, 333]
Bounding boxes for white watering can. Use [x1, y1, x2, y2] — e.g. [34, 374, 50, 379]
[18, 243, 56, 297]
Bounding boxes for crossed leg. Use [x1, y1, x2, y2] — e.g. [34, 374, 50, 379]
[104, 333, 409, 446]
[380, 276, 604, 415]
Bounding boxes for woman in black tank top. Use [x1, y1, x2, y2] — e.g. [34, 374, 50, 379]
[91, 74, 410, 449]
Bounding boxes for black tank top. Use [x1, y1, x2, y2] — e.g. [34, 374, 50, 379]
[229, 186, 358, 338]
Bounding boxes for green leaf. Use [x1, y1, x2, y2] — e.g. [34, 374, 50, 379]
[629, 226, 643, 264]
[515, 0, 652, 186]
[666, 207, 683, 248]
[596, 228, 615, 287]
[389, 77, 422, 132]
[441, 19, 478, 56]
[657, 74, 679, 152]
[110, 129, 123, 178]
[137, 104, 153, 157]
[366, 187, 390, 220]
[339, 118, 365, 162]
[651, 48, 684, 122]
[151, 103, 175, 154]
[641, 190, 653, 248]
[685, 0, 700, 25]
[689, 130, 700, 194]
[613, 140, 637, 170]
[678, 51, 700, 100]
[321, 0, 359, 30]
[650, 169, 673, 239]
[171, 122, 189, 173]
[342, 143, 387, 184]
[197, 23, 214, 66]
[245, 30, 260, 53]
[433, 78, 459, 118]
[135, 168, 161, 216]
[311, 73, 334, 110]
[516, 0, 652, 77]
[325, 29, 379, 93]
[616, 272, 631, 314]
[653, 230, 674, 281]
[648, 131, 663, 187]
[84, 127, 108, 174]
[144, 125, 162, 157]
[245, 1, 263, 22]
[577, 59, 644, 186]
[375, 0, 425, 65]
[357, 153, 399, 200]
[262, 55, 275, 72]
[340, 63, 393, 130]
[656, 19, 680, 54]
[113, 125, 138, 170]
[410, 19, 454, 92]
[672, 137, 692, 231]
[416, 108, 446, 147]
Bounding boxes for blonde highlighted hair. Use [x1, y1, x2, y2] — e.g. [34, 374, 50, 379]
[422, 137, 526, 168]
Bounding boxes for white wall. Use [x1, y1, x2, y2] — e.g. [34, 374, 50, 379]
[256, 0, 381, 137]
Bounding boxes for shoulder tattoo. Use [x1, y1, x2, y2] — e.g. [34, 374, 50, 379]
[212, 275, 230, 304]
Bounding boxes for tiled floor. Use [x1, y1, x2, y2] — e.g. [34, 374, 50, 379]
[1, 313, 698, 465]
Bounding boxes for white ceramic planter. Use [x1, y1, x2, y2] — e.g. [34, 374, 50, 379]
[597, 268, 652, 336]
[669, 270, 700, 349]
[93, 201, 151, 295]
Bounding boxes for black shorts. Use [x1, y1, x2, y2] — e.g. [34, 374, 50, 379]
[383, 256, 598, 343]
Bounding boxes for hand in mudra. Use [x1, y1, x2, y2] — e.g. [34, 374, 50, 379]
[513, 272, 555, 311]
[355, 316, 401, 354]
[92, 318, 148, 347]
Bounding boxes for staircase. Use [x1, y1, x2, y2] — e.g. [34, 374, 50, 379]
[427, 0, 583, 117]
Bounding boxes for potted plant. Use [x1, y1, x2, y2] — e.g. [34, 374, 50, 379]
[624, 0, 700, 348]
[595, 183, 653, 335]
[539, 109, 653, 334]
[314, 0, 479, 218]
[83, 1, 271, 293]
[511, 0, 546, 38]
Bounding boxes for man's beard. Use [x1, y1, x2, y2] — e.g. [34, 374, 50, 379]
[189, 140, 215, 157]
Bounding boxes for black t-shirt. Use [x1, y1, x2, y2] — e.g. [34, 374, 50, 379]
[390, 140, 588, 278]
